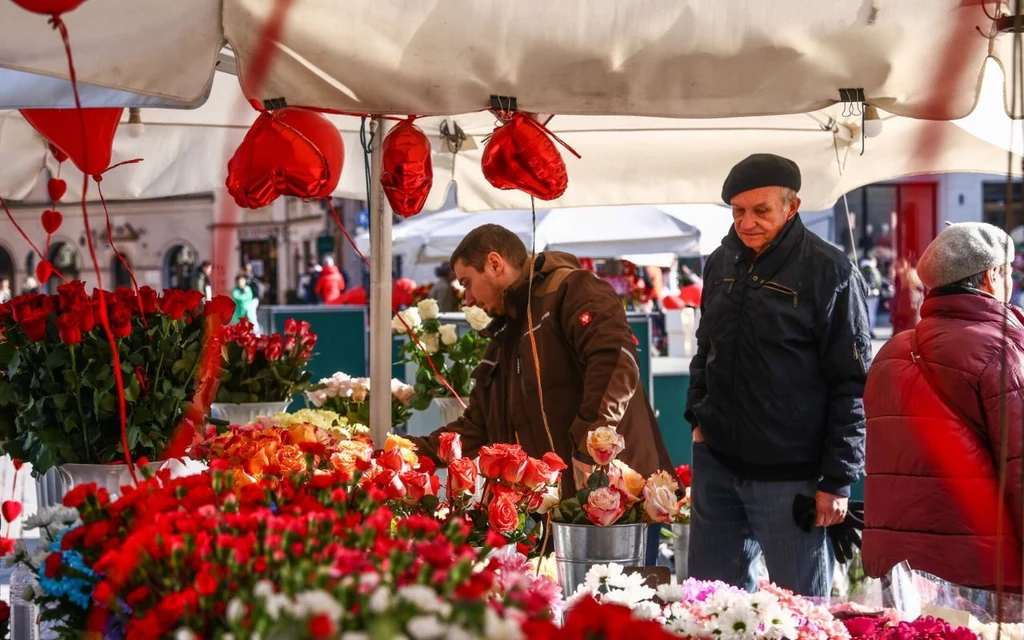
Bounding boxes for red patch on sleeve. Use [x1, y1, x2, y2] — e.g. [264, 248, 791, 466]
[579, 311, 593, 326]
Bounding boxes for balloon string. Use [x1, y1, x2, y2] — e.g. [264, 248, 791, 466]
[491, 111, 581, 160]
[325, 198, 466, 408]
[52, 14, 136, 485]
[0, 194, 54, 275]
[96, 180, 146, 322]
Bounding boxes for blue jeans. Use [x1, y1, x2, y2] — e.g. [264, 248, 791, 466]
[687, 442, 834, 596]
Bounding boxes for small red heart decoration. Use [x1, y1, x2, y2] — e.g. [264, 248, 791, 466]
[481, 112, 568, 200]
[2, 501, 22, 523]
[226, 107, 344, 210]
[11, 459, 22, 471]
[47, 178, 67, 203]
[41, 209, 63, 234]
[11, 0, 86, 16]
[36, 259, 53, 283]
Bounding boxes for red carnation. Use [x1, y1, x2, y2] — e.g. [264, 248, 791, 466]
[308, 613, 336, 639]
[675, 464, 691, 488]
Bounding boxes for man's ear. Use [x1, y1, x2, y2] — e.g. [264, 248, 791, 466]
[486, 251, 503, 274]
[787, 197, 801, 219]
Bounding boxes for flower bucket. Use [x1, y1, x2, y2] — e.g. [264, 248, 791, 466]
[35, 458, 207, 510]
[672, 522, 690, 581]
[551, 522, 647, 598]
[209, 400, 292, 425]
[434, 397, 466, 426]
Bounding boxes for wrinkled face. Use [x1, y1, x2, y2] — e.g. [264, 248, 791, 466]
[454, 254, 513, 317]
[730, 186, 800, 254]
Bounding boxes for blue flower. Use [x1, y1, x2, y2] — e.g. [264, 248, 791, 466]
[35, 526, 98, 609]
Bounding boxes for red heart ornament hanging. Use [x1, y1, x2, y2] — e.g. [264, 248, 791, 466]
[10, 0, 86, 14]
[41, 209, 63, 234]
[47, 177, 67, 202]
[381, 119, 433, 217]
[1, 500, 21, 523]
[226, 107, 344, 210]
[36, 259, 53, 283]
[481, 112, 569, 200]
[20, 107, 123, 177]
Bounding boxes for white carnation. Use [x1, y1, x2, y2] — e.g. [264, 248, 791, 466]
[368, 586, 391, 614]
[226, 598, 246, 623]
[407, 615, 447, 640]
[439, 324, 459, 346]
[295, 589, 344, 621]
[417, 299, 440, 321]
[462, 306, 491, 332]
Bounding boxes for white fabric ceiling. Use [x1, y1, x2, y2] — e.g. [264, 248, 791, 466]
[0, 0, 1019, 120]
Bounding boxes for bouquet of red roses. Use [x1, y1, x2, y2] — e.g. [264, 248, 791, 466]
[215, 318, 315, 404]
[0, 282, 234, 474]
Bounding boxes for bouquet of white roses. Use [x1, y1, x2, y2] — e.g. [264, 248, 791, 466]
[306, 372, 416, 432]
[392, 299, 491, 411]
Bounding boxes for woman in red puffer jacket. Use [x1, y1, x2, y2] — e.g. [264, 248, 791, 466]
[864, 224, 1024, 590]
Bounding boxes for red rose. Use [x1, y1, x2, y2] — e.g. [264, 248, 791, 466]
[521, 458, 557, 489]
[57, 280, 87, 310]
[400, 471, 435, 502]
[265, 334, 284, 361]
[375, 469, 407, 500]
[9, 294, 44, 323]
[478, 445, 506, 480]
[159, 290, 188, 320]
[542, 452, 567, 472]
[448, 457, 478, 495]
[184, 289, 204, 310]
[56, 313, 81, 346]
[377, 448, 407, 472]
[92, 580, 116, 606]
[19, 308, 49, 342]
[204, 295, 236, 324]
[110, 304, 133, 339]
[79, 301, 98, 333]
[499, 446, 528, 484]
[675, 464, 692, 488]
[308, 613, 336, 639]
[138, 286, 159, 315]
[487, 495, 519, 533]
[438, 432, 462, 463]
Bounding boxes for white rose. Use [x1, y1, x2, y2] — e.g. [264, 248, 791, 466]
[391, 379, 416, 404]
[534, 485, 560, 515]
[439, 324, 458, 346]
[420, 332, 440, 354]
[350, 378, 370, 403]
[392, 314, 409, 334]
[417, 298, 440, 321]
[394, 307, 422, 333]
[462, 306, 491, 332]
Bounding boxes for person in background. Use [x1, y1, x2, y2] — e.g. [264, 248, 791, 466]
[864, 222, 1023, 590]
[859, 257, 883, 338]
[316, 256, 346, 305]
[678, 265, 703, 308]
[890, 258, 925, 334]
[686, 153, 871, 597]
[192, 261, 213, 301]
[22, 277, 39, 295]
[231, 273, 257, 326]
[429, 262, 460, 313]
[297, 263, 317, 304]
[0, 278, 10, 303]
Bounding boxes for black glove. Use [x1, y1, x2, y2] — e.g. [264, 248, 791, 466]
[792, 494, 865, 565]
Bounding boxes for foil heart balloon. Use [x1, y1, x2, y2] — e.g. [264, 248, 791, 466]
[41, 209, 63, 234]
[48, 142, 68, 163]
[481, 112, 570, 201]
[47, 177, 67, 202]
[226, 107, 344, 210]
[21, 107, 123, 177]
[10, 0, 86, 15]
[381, 119, 433, 217]
[1, 500, 21, 523]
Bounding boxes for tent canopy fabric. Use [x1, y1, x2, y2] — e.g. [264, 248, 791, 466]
[0, 0, 1017, 121]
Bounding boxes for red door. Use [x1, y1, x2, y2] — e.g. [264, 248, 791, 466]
[895, 182, 937, 265]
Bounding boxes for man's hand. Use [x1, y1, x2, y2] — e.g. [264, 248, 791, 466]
[572, 457, 593, 490]
[814, 490, 848, 528]
[692, 426, 705, 443]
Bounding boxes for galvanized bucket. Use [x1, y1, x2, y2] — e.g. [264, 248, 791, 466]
[672, 522, 690, 581]
[552, 522, 647, 598]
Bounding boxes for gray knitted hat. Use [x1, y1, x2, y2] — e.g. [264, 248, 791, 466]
[916, 222, 1014, 289]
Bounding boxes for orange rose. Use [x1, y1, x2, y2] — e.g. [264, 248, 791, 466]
[401, 471, 437, 502]
[276, 446, 307, 473]
[384, 433, 420, 466]
[378, 448, 408, 473]
[448, 458, 478, 495]
[244, 448, 273, 477]
[478, 445, 506, 480]
[499, 446, 528, 484]
[608, 460, 645, 505]
[286, 423, 317, 445]
[487, 495, 519, 533]
[331, 441, 373, 475]
[521, 458, 557, 490]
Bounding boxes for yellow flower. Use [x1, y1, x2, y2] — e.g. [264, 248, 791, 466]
[385, 433, 420, 466]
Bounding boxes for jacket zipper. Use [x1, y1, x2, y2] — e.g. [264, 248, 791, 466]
[762, 281, 799, 308]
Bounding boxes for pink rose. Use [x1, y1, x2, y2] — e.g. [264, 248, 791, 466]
[438, 432, 462, 463]
[585, 427, 625, 466]
[642, 483, 680, 524]
[583, 487, 626, 526]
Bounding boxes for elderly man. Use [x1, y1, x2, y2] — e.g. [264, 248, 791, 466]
[409, 224, 673, 496]
[685, 154, 872, 596]
[864, 223, 1023, 590]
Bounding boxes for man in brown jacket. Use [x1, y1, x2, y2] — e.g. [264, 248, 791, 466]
[408, 224, 672, 495]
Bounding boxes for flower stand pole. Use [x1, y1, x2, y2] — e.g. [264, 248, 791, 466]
[552, 522, 647, 597]
[209, 400, 292, 426]
[672, 522, 690, 581]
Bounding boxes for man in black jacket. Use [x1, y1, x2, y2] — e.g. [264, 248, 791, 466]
[685, 154, 871, 596]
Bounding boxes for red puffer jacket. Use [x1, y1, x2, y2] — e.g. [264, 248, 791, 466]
[863, 290, 1024, 589]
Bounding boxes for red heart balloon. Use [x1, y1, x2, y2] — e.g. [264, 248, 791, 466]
[1, 500, 21, 523]
[41, 209, 63, 234]
[481, 113, 568, 200]
[10, 0, 85, 15]
[47, 177, 67, 203]
[48, 142, 68, 163]
[226, 107, 344, 210]
[381, 119, 433, 218]
[21, 107, 123, 177]
[36, 259, 53, 283]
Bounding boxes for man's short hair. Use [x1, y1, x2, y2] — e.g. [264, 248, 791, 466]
[450, 224, 528, 271]
[949, 263, 1009, 290]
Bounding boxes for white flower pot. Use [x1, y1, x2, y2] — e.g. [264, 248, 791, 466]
[35, 458, 207, 510]
[209, 400, 292, 425]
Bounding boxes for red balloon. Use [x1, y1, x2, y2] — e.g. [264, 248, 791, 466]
[21, 107, 123, 177]
[481, 112, 568, 201]
[48, 142, 68, 163]
[381, 119, 433, 217]
[226, 107, 344, 210]
[35, 259, 53, 283]
[10, 0, 85, 15]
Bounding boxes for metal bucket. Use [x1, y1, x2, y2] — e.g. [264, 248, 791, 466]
[672, 522, 690, 581]
[209, 400, 292, 425]
[552, 522, 647, 598]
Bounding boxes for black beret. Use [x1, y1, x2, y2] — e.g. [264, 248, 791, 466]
[721, 153, 801, 204]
